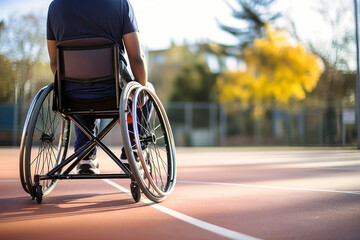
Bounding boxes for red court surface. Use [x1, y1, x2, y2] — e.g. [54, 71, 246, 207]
[1, 147, 360, 240]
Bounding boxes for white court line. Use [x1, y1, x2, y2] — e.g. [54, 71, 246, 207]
[0, 180, 19, 183]
[103, 179, 261, 240]
[178, 181, 360, 195]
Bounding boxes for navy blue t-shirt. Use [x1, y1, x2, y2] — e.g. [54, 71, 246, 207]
[47, 0, 139, 54]
[47, 0, 139, 98]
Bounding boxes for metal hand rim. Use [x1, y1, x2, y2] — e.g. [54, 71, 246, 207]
[132, 86, 176, 197]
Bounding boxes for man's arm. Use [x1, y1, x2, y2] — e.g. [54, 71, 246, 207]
[47, 40, 57, 75]
[123, 32, 147, 86]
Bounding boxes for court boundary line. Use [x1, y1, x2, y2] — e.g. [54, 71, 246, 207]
[0, 180, 19, 183]
[178, 180, 360, 195]
[103, 179, 261, 240]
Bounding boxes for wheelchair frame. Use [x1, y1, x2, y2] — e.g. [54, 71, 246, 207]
[19, 38, 176, 204]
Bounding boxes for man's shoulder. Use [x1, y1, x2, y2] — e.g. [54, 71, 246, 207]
[49, 0, 130, 8]
[48, 0, 67, 10]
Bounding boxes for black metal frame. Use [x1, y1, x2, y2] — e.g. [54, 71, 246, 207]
[54, 39, 121, 115]
[34, 116, 132, 189]
[37, 116, 131, 182]
[34, 38, 133, 186]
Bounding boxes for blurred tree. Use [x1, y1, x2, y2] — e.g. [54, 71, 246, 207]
[304, 0, 356, 144]
[313, 0, 354, 72]
[208, 0, 281, 75]
[305, 0, 355, 104]
[0, 20, 5, 39]
[218, 0, 281, 51]
[2, 14, 45, 62]
[0, 54, 17, 103]
[149, 42, 217, 103]
[0, 13, 50, 104]
[0, 13, 52, 144]
[283, 0, 355, 105]
[170, 58, 217, 102]
[148, 43, 193, 102]
[215, 24, 323, 116]
[0, 21, 17, 103]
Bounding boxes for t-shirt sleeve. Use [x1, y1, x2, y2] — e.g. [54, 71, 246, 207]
[122, 0, 139, 35]
[46, 3, 56, 40]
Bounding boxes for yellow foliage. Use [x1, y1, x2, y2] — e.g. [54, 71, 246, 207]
[215, 23, 323, 108]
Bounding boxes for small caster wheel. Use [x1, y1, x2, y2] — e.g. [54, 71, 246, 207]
[130, 181, 141, 203]
[31, 185, 36, 200]
[36, 185, 43, 204]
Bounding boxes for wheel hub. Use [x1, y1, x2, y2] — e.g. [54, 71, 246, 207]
[151, 133, 157, 144]
[41, 133, 54, 143]
[143, 133, 157, 144]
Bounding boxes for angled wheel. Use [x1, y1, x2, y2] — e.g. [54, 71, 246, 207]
[19, 83, 71, 198]
[120, 82, 176, 203]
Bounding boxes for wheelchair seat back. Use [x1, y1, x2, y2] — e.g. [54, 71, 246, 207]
[54, 37, 125, 116]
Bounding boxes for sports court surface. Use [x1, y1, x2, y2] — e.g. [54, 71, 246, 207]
[1, 147, 360, 240]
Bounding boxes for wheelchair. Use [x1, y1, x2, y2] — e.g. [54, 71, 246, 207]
[19, 37, 176, 204]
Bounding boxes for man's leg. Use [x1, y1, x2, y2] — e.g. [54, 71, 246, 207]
[74, 116, 100, 174]
[120, 96, 152, 165]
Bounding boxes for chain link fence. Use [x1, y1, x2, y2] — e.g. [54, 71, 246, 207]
[1, 101, 357, 146]
[166, 102, 357, 147]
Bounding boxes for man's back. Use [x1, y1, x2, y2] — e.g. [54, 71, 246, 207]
[47, 0, 140, 98]
[46, 0, 148, 174]
[47, 0, 139, 55]
[47, 0, 147, 86]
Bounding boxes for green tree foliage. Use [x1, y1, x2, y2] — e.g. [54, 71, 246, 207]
[149, 43, 217, 103]
[0, 21, 16, 103]
[170, 59, 217, 102]
[148, 43, 193, 102]
[0, 54, 17, 103]
[0, 20, 5, 38]
[215, 24, 323, 116]
[0, 14, 52, 104]
[219, 0, 280, 50]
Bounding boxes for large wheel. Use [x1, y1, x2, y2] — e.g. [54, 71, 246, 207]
[120, 82, 176, 203]
[19, 83, 71, 198]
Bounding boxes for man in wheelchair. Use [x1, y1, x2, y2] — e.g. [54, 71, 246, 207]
[46, 0, 147, 174]
[20, 0, 176, 204]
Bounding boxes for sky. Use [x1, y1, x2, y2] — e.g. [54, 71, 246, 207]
[0, 0, 239, 50]
[0, 0, 337, 48]
[0, 0, 356, 62]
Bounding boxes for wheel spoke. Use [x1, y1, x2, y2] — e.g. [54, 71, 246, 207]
[120, 83, 176, 201]
[22, 84, 70, 197]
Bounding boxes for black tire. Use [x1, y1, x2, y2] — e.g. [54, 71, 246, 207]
[19, 86, 47, 194]
[120, 82, 176, 203]
[19, 83, 71, 198]
[130, 181, 141, 203]
[36, 184, 43, 204]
